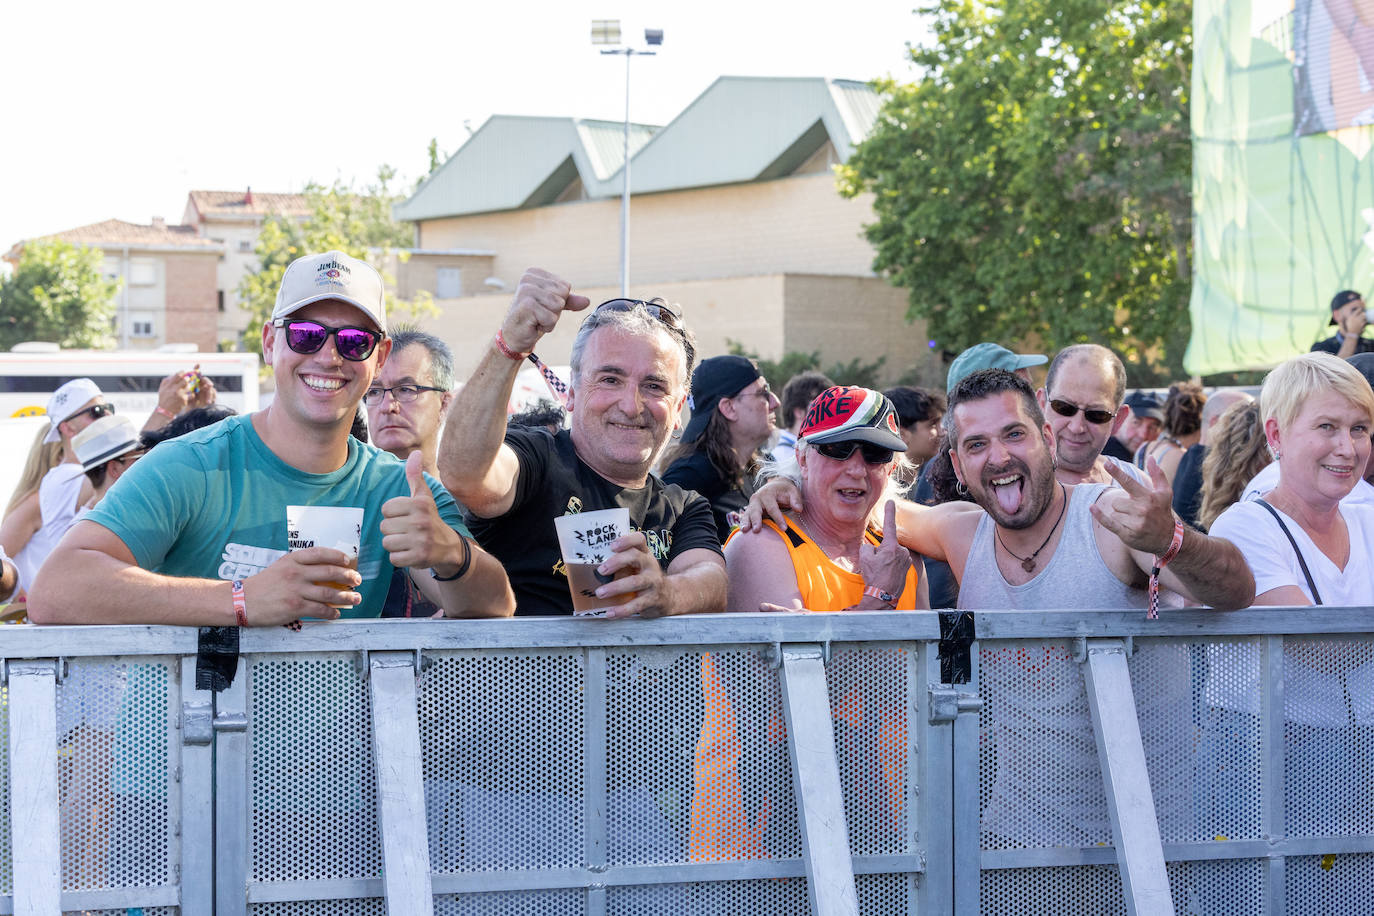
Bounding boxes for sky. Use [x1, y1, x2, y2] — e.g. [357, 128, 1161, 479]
[0, 1, 926, 261]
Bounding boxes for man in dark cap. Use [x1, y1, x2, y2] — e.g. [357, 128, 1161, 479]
[661, 355, 780, 542]
[1312, 289, 1374, 357]
[1102, 390, 1164, 463]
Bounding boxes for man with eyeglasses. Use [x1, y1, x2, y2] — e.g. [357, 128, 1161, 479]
[364, 327, 454, 477]
[1036, 344, 1148, 487]
[439, 268, 728, 618]
[363, 327, 457, 617]
[747, 369, 1253, 610]
[31, 250, 515, 627]
[660, 354, 780, 543]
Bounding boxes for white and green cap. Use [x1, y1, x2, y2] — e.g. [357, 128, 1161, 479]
[273, 250, 386, 333]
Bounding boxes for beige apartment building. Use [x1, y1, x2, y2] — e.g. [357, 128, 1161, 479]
[182, 189, 310, 348]
[394, 76, 937, 387]
[5, 219, 221, 351]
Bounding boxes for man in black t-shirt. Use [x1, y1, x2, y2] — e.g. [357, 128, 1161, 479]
[660, 355, 779, 543]
[438, 268, 728, 617]
[1312, 289, 1374, 357]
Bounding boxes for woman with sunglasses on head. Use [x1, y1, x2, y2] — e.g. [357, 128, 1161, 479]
[724, 386, 925, 613]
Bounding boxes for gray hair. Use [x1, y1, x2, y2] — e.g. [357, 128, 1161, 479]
[568, 301, 696, 390]
[1044, 343, 1127, 407]
[389, 326, 455, 391]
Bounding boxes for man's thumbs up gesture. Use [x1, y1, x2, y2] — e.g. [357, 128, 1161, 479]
[381, 451, 460, 572]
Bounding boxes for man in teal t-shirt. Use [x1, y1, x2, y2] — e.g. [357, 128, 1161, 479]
[30, 250, 514, 625]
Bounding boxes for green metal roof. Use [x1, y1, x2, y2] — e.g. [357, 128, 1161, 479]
[395, 76, 882, 222]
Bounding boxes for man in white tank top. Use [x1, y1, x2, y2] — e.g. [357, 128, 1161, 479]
[745, 368, 1255, 608]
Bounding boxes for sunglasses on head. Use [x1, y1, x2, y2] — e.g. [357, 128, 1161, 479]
[274, 318, 383, 362]
[69, 403, 115, 423]
[594, 297, 684, 330]
[1048, 398, 1116, 425]
[814, 440, 895, 465]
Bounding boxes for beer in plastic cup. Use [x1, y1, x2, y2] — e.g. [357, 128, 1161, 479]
[287, 506, 363, 606]
[554, 508, 636, 616]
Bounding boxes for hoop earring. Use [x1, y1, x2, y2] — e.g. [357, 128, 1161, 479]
[955, 481, 968, 496]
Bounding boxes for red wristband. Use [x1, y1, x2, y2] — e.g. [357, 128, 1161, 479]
[155, 405, 176, 419]
[1147, 519, 1185, 621]
[862, 585, 898, 608]
[231, 579, 248, 627]
[494, 330, 529, 360]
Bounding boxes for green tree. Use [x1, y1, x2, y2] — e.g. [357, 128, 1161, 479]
[838, 0, 1192, 382]
[726, 341, 887, 393]
[237, 166, 434, 353]
[0, 239, 119, 350]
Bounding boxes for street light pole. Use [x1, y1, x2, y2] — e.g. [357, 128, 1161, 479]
[592, 21, 661, 297]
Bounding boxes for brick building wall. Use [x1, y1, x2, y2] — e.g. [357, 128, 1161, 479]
[162, 253, 220, 350]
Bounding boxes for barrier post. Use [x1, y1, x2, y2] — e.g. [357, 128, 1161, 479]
[780, 643, 859, 916]
[369, 650, 434, 914]
[1080, 639, 1174, 916]
[7, 658, 62, 916]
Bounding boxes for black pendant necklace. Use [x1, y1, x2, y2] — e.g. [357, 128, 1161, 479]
[995, 483, 1067, 573]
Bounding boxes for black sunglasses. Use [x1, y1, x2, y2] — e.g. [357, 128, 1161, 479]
[814, 440, 895, 465]
[594, 297, 684, 329]
[274, 319, 383, 362]
[527, 297, 694, 410]
[1048, 398, 1116, 425]
[594, 298, 694, 364]
[69, 402, 115, 423]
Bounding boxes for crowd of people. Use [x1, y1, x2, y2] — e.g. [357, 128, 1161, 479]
[6, 250, 1374, 897]
[4, 251, 1372, 628]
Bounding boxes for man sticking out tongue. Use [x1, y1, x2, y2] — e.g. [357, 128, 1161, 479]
[745, 368, 1255, 612]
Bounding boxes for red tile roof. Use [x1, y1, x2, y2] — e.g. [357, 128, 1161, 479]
[187, 189, 310, 220]
[31, 219, 221, 250]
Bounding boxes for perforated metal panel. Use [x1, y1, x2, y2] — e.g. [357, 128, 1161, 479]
[680, 648, 798, 863]
[434, 890, 584, 914]
[249, 654, 378, 883]
[417, 649, 585, 873]
[1285, 638, 1374, 838]
[856, 872, 917, 913]
[248, 901, 385, 916]
[1183, 858, 1264, 916]
[0, 683, 9, 896]
[1286, 852, 1374, 914]
[605, 877, 809, 914]
[56, 658, 175, 892]
[829, 646, 914, 859]
[979, 641, 1113, 850]
[81, 908, 177, 915]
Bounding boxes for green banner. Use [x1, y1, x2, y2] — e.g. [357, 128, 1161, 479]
[1189, 0, 1374, 374]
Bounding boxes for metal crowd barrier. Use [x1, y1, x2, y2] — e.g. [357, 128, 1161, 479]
[0, 608, 1370, 915]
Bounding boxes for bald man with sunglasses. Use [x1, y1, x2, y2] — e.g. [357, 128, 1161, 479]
[439, 268, 727, 618]
[1037, 344, 1148, 488]
[31, 250, 514, 628]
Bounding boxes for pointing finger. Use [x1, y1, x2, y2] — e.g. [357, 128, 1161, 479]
[1103, 459, 1148, 497]
[882, 499, 897, 543]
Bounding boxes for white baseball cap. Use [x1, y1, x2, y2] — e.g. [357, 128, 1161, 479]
[44, 378, 104, 443]
[72, 415, 142, 471]
[272, 250, 386, 333]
